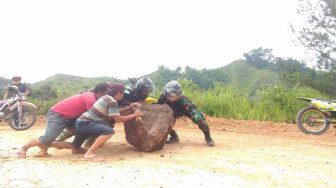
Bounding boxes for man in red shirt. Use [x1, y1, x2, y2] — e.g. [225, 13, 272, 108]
[17, 82, 111, 158]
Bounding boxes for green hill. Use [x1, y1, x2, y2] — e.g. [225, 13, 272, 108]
[218, 60, 282, 94]
[144, 60, 283, 95]
[26, 60, 284, 98]
[32, 74, 114, 93]
[28, 74, 126, 100]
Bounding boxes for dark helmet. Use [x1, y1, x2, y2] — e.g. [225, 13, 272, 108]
[12, 76, 21, 81]
[136, 77, 155, 92]
[164, 80, 182, 99]
[12, 76, 22, 84]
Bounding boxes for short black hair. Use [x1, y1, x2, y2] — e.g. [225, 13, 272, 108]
[107, 90, 119, 97]
[93, 82, 110, 93]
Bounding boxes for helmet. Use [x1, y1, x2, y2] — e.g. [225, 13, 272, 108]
[12, 76, 21, 81]
[12, 76, 21, 84]
[136, 77, 154, 92]
[164, 80, 182, 100]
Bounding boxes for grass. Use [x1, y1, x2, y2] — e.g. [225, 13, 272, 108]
[180, 79, 329, 123]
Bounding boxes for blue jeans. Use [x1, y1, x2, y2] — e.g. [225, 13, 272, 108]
[39, 109, 76, 145]
[12, 106, 26, 126]
[71, 120, 114, 148]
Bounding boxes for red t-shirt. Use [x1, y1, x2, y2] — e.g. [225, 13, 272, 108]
[51, 92, 97, 119]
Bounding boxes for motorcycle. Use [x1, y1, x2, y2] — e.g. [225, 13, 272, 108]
[0, 85, 37, 130]
[295, 97, 336, 135]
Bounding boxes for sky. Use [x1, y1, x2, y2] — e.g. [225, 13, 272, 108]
[0, 0, 309, 84]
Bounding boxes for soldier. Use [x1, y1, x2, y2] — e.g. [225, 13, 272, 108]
[119, 77, 155, 106]
[156, 80, 215, 147]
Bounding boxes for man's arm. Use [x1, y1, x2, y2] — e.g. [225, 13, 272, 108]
[119, 102, 140, 114]
[111, 109, 143, 123]
[23, 84, 30, 96]
[24, 89, 30, 96]
[3, 90, 9, 100]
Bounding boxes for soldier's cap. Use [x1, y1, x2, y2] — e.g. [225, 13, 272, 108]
[108, 82, 125, 92]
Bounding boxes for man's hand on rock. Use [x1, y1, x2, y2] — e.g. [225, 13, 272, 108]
[130, 102, 141, 108]
[134, 109, 143, 117]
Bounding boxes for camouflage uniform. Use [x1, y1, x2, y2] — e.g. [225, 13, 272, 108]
[56, 125, 76, 141]
[157, 94, 209, 132]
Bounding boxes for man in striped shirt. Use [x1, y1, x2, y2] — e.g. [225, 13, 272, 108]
[71, 82, 143, 162]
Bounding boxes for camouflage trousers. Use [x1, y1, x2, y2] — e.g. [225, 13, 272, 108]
[56, 127, 76, 141]
[176, 109, 209, 132]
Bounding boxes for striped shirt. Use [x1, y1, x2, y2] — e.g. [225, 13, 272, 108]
[78, 95, 120, 124]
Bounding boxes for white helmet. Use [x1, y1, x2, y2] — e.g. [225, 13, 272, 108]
[164, 80, 182, 99]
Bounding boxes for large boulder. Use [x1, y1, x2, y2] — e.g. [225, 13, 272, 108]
[124, 103, 175, 151]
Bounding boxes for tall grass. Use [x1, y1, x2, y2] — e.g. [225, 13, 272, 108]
[180, 79, 330, 123]
[29, 78, 331, 123]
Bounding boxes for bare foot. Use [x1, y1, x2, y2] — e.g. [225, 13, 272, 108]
[84, 153, 105, 162]
[33, 153, 52, 157]
[16, 146, 27, 158]
[72, 147, 87, 154]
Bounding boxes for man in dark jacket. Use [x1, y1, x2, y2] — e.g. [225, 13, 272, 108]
[3, 76, 29, 101]
[119, 77, 155, 106]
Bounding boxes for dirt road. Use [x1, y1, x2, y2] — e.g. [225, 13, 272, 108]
[1, 116, 336, 187]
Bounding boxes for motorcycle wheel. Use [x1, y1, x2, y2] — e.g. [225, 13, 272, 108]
[296, 106, 330, 135]
[8, 108, 37, 131]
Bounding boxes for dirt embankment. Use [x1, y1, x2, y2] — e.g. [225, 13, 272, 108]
[1, 116, 336, 187]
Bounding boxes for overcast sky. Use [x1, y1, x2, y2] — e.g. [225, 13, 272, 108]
[0, 0, 309, 83]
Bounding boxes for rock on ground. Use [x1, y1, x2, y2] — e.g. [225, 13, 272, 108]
[124, 103, 175, 151]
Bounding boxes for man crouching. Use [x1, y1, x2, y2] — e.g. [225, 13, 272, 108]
[53, 82, 143, 162]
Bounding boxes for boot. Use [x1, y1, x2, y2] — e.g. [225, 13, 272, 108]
[166, 130, 179, 144]
[204, 131, 215, 147]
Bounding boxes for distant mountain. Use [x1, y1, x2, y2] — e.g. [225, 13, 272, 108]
[1, 60, 284, 99]
[29, 74, 122, 96]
